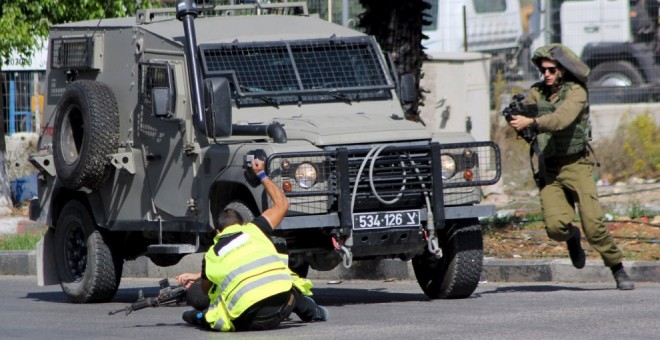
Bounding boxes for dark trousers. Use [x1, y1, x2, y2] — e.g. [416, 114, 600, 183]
[186, 280, 318, 331]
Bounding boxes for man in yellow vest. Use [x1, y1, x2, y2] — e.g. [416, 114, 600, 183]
[508, 44, 634, 290]
[177, 155, 328, 331]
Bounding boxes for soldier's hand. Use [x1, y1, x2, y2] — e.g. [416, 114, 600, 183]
[509, 115, 534, 132]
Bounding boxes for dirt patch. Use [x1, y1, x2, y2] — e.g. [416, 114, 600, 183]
[483, 183, 660, 262]
[483, 219, 660, 262]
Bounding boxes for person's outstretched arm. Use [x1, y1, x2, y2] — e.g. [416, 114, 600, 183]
[252, 158, 289, 230]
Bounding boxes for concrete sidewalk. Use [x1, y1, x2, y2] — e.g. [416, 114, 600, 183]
[1, 217, 658, 284]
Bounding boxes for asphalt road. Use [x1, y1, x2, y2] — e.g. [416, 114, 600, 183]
[3, 276, 659, 340]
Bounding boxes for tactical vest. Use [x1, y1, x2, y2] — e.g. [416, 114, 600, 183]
[204, 223, 293, 331]
[533, 81, 590, 158]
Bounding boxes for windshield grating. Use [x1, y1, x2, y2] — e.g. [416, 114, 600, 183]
[200, 36, 392, 102]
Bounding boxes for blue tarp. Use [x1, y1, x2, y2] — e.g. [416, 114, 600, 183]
[10, 173, 38, 204]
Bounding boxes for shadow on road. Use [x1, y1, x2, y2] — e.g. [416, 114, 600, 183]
[23, 291, 69, 303]
[476, 284, 610, 296]
[312, 287, 428, 306]
[24, 286, 163, 304]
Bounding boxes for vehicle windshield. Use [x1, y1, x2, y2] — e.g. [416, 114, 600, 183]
[200, 36, 394, 106]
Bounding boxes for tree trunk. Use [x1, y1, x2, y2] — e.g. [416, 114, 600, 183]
[0, 70, 13, 214]
[358, 0, 430, 122]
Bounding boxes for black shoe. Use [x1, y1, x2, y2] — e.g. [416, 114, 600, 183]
[566, 225, 586, 269]
[182, 309, 205, 326]
[613, 268, 635, 290]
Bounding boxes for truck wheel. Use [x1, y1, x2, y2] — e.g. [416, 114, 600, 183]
[224, 201, 256, 223]
[53, 80, 119, 190]
[589, 61, 644, 87]
[412, 219, 483, 299]
[55, 200, 122, 303]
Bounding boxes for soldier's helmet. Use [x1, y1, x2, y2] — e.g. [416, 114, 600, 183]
[531, 44, 590, 85]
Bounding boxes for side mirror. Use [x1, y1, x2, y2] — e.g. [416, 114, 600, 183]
[204, 77, 232, 138]
[399, 73, 417, 103]
[152, 87, 174, 117]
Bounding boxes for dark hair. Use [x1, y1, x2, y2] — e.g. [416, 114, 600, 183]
[217, 209, 244, 230]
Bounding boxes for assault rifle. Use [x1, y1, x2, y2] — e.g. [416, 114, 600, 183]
[108, 278, 187, 316]
[501, 93, 547, 188]
[500, 93, 538, 143]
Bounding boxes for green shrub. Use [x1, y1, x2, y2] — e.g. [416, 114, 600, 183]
[0, 233, 44, 251]
[622, 113, 660, 176]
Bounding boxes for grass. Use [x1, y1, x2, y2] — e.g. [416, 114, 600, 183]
[0, 232, 44, 251]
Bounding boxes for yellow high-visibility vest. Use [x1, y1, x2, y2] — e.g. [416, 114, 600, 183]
[204, 223, 293, 331]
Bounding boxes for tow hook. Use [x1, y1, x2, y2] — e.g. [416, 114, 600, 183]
[423, 229, 443, 258]
[332, 237, 353, 268]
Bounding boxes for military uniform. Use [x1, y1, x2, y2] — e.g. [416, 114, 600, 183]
[518, 44, 633, 289]
[526, 81, 622, 267]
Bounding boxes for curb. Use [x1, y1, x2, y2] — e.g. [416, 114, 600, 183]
[0, 219, 45, 235]
[1, 251, 658, 283]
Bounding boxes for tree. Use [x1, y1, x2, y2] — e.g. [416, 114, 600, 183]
[0, 0, 149, 213]
[358, 0, 430, 122]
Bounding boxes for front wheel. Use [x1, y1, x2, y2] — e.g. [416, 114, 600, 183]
[412, 219, 483, 299]
[55, 200, 122, 303]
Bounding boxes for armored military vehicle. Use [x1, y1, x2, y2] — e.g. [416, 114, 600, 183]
[30, 1, 501, 303]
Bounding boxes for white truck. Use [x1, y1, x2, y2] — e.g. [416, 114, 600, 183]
[530, 0, 659, 88]
[424, 0, 660, 101]
[422, 0, 526, 81]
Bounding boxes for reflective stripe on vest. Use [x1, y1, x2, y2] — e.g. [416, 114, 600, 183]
[227, 273, 293, 311]
[205, 223, 292, 321]
[206, 292, 234, 331]
[220, 255, 284, 292]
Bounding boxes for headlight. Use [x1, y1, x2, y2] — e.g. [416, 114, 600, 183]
[440, 154, 456, 179]
[294, 162, 317, 188]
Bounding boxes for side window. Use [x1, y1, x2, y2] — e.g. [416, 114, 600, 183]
[138, 62, 176, 117]
[473, 0, 507, 13]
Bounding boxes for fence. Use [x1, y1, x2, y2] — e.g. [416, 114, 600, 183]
[1, 71, 45, 136]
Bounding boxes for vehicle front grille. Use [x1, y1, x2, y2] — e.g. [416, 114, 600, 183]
[267, 142, 501, 215]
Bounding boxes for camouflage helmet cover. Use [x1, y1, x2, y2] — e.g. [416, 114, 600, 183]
[531, 44, 590, 84]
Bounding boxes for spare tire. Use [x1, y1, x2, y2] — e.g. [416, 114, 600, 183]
[53, 80, 119, 190]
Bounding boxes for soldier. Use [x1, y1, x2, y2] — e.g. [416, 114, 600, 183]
[177, 156, 328, 331]
[508, 44, 635, 290]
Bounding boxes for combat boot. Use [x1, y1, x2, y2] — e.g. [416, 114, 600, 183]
[611, 264, 635, 290]
[566, 225, 585, 269]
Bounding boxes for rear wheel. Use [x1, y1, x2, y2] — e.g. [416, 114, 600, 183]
[589, 61, 644, 87]
[55, 200, 122, 303]
[412, 219, 483, 299]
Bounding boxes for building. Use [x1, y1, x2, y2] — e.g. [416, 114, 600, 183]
[1, 42, 47, 136]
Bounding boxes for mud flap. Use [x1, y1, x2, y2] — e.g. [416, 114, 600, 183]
[37, 228, 58, 286]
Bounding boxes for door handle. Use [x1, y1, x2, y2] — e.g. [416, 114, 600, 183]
[584, 26, 599, 33]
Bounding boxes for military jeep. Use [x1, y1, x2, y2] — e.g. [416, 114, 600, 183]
[30, 1, 501, 303]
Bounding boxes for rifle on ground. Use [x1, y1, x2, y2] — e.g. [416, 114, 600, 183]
[109, 278, 187, 316]
[500, 93, 538, 143]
